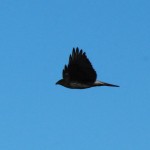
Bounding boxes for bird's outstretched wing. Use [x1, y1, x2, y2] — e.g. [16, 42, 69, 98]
[62, 47, 97, 83]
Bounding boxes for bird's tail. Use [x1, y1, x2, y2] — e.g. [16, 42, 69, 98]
[94, 81, 119, 87]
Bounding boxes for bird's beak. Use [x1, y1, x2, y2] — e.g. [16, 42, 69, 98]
[56, 80, 61, 85]
[56, 79, 63, 85]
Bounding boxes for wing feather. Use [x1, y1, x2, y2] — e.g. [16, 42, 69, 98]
[63, 47, 97, 83]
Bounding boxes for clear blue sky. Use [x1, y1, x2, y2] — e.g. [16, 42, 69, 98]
[0, 0, 150, 150]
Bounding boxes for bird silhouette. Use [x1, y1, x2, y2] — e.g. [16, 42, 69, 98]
[56, 47, 119, 89]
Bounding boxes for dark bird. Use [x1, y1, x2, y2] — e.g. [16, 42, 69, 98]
[56, 47, 119, 89]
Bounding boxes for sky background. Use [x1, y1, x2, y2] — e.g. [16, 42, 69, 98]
[0, 0, 150, 150]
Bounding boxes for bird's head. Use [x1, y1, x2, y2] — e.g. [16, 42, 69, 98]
[56, 79, 66, 86]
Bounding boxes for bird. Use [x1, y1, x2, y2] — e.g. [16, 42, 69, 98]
[56, 47, 119, 89]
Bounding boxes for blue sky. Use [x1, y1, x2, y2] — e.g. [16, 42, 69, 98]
[0, 0, 150, 150]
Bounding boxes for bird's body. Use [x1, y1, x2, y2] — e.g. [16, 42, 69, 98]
[56, 47, 119, 89]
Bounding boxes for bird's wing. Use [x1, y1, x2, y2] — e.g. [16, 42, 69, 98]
[62, 47, 97, 83]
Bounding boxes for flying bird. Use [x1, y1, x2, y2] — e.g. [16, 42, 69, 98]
[56, 47, 119, 89]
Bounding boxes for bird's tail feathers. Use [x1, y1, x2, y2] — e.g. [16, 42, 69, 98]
[94, 81, 119, 87]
